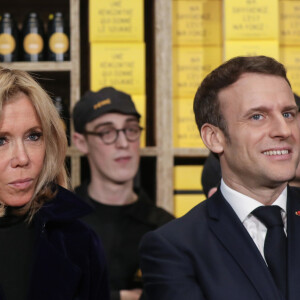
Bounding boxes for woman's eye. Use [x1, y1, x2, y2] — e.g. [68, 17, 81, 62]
[251, 114, 263, 120]
[28, 132, 43, 141]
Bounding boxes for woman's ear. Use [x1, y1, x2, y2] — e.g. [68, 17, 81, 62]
[201, 123, 225, 154]
[73, 132, 89, 155]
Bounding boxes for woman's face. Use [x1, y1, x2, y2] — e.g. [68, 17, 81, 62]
[0, 93, 45, 207]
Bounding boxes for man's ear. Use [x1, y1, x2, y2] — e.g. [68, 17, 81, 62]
[201, 123, 225, 154]
[73, 132, 89, 155]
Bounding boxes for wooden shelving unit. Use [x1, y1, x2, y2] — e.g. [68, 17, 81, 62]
[0, 0, 81, 189]
[1, 0, 209, 215]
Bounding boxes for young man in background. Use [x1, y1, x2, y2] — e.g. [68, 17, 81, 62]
[73, 87, 173, 300]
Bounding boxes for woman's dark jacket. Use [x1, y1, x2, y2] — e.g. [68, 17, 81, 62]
[0, 185, 110, 300]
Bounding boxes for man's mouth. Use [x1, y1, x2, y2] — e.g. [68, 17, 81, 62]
[263, 149, 289, 156]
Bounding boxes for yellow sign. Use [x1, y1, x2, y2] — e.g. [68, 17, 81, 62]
[132, 94, 146, 148]
[173, 46, 222, 97]
[224, 40, 279, 61]
[174, 194, 206, 218]
[174, 165, 204, 190]
[89, 0, 144, 42]
[280, 47, 300, 96]
[280, 1, 300, 46]
[173, 98, 206, 148]
[172, 0, 222, 46]
[90, 42, 145, 95]
[224, 0, 279, 40]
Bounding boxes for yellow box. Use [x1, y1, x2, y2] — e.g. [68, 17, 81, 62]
[174, 165, 204, 190]
[89, 0, 144, 42]
[173, 46, 222, 98]
[173, 98, 206, 148]
[174, 193, 206, 218]
[172, 0, 222, 46]
[280, 1, 300, 45]
[132, 94, 146, 148]
[224, 0, 279, 40]
[280, 47, 300, 96]
[90, 43, 145, 95]
[224, 40, 279, 61]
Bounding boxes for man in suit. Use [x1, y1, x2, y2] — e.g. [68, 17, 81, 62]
[139, 56, 300, 300]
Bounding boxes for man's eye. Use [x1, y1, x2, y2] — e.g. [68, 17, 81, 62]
[99, 129, 114, 136]
[0, 137, 7, 146]
[283, 112, 293, 118]
[127, 126, 139, 133]
[28, 132, 43, 141]
[251, 114, 263, 120]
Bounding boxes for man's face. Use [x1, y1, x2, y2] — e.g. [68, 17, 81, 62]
[218, 72, 300, 190]
[83, 113, 140, 185]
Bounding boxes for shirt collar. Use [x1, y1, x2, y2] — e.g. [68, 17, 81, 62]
[220, 179, 287, 223]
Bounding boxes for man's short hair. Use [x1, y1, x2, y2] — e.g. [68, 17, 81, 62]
[193, 56, 290, 137]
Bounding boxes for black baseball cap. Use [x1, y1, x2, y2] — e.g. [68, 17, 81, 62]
[73, 87, 141, 133]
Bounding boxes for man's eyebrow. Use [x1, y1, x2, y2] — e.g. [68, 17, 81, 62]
[243, 105, 298, 116]
[93, 122, 114, 130]
[92, 117, 139, 130]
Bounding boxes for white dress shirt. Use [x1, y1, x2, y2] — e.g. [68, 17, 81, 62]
[220, 179, 287, 261]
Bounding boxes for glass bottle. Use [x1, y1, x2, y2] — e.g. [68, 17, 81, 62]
[0, 13, 19, 62]
[47, 12, 69, 61]
[22, 12, 45, 61]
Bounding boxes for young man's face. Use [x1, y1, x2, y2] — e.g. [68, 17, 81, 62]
[217, 72, 300, 190]
[83, 113, 141, 185]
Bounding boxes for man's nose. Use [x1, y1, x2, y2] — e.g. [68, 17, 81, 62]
[269, 115, 292, 139]
[115, 130, 129, 148]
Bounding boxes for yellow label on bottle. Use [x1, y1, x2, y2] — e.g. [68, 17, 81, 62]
[0, 33, 15, 55]
[49, 32, 69, 54]
[23, 33, 43, 55]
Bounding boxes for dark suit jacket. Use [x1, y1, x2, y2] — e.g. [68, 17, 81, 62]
[139, 186, 300, 300]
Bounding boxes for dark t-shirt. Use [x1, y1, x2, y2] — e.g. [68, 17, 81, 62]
[76, 184, 174, 300]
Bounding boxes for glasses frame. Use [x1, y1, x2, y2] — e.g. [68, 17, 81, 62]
[83, 125, 144, 145]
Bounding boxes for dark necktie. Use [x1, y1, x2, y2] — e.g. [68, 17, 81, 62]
[252, 205, 287, 298]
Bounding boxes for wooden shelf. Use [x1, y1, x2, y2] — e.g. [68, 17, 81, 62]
[67, 146, 158, 157]
[173, 148, 210, 157]
[0, 62, 73, 71]
[0, 0, 210, 214]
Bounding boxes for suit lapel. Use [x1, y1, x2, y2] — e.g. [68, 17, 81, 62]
[207, 190, 282, 300]
[286, 186, 300, 300]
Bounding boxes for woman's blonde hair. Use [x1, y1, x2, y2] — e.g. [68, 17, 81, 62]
[0, 67, 69, 220]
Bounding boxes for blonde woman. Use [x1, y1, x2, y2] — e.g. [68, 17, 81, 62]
[0, 67, 109, 300]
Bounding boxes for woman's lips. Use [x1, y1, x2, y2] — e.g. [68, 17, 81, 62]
[9, 178, 33, 189]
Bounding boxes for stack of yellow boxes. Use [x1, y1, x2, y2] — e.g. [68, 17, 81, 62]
[172, 0, 222, 148]
[279, 0, 300, 96]
[173, 165, 206, 218]
[172, 0, 222, 217]
[224, 0, 279, 61]
[89, 0, 146, 147]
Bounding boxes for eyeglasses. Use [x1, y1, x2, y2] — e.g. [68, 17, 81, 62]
[84, 125, 143, 145]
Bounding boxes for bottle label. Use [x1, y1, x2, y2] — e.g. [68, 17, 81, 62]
[49, 33, 69, 54]
[0, 33, 16, 55]
[24, 33, 44, 55]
